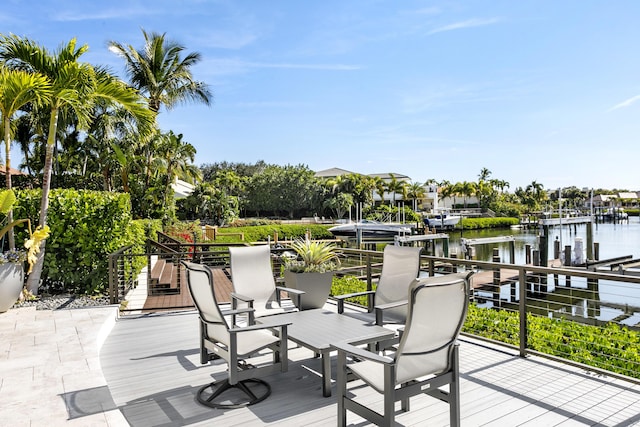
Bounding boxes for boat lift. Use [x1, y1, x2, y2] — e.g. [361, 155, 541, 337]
[460, 236, 516, 263]
[394, 233, 450, 257]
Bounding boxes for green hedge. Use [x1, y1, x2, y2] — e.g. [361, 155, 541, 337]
[15, 189, 154, 295]
[459, 217, 519, 229]
[214, 224, 335, 243]
[464, 304, 640, 379]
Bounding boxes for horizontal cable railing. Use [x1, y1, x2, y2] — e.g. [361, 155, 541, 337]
[109, 243, 640, 383]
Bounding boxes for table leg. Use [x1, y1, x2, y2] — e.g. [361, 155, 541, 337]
[321, 351, 332, 397]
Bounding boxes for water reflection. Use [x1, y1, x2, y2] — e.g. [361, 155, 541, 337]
[439, 217, 640, 324]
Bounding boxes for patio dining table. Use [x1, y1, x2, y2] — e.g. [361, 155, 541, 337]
[257, 308, 395, 397]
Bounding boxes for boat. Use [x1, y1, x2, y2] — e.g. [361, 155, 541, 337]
[328, 220, 414, 240]
[423, 211, 461, 230]
[601, 207, 628, 221]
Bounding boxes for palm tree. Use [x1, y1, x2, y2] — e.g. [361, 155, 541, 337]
[478, 167, 492, 182]
[0, 35, 154, 293]
[459, 181, 477, 208]
[157, 131, 201, 213]
[406, 182, 425, 212]
[109, 29, 212, 114]
[0, 66, 51, 248]
[385, 174, 407, 208]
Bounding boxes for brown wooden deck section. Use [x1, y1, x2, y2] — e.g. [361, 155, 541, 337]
[470, 268, 521, 290]
[142, 266, 233, 311]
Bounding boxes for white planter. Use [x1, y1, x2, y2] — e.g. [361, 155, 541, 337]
[0, 263, 24, 313]
[284, 270, 333, 310]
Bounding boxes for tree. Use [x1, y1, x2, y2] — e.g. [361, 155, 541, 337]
[385, 173, 407, 207]
[459, 181, 477, 208]
[406, 182, 425, 212]
[0, 67, 51, 248]
[155, 131, 200, 217]
[478, 167, 492, 182]
[109, 29, 212, 114]
[323, 192, 353, 219]
[0, 35, 153, 293]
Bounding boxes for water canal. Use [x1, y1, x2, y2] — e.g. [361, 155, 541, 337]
[447, 216, 640, 264]
[440, 217, 640, 324]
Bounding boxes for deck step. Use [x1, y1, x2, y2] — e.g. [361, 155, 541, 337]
[148, 259, 181, 296]
[149, 259, 166, 285]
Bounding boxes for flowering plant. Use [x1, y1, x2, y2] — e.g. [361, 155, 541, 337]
[0, 189, 50, 273]
[0, 248, 27, 264]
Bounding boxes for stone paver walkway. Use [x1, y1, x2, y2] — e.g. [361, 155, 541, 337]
[0, 305, 127, 426]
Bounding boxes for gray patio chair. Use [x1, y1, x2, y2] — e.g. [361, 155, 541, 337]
[182, 261, 290, 409]
[229, 245, 304, 320]
[334, 245, 422, 326]
[333, 271, 473, 427]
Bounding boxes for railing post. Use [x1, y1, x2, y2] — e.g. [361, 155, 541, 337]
[366, 252, 372, 292]
[108, 253, 117, 304]
[492, 248, 500, 307]
[519, 269, 527, 357]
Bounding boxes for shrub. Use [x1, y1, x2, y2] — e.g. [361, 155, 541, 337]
[463, 304, 640, 379]
[459, 217, 519, 229]
[15, 189, 145, 295]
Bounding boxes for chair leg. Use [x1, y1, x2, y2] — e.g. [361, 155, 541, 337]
[337, 351, 347, 427]
[196, 378, 271, 409]
[450, 345, 461, 427]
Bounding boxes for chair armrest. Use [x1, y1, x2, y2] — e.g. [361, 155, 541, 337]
[275, 286, 305, 309]
[221, 307, 255, 317]
[231, 292, 254, 303]
[275, 286, 305, 296]
[228, 295, 256, 324]
[334, 290, 375, 314]
[229, 321, 291, 333]
[374, 299, 407, 326]
[331, 341, 393, 365]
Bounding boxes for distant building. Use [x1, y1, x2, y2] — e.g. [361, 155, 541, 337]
[315, 167, 413, 204]
[171, 179, 195, 199]
[618, 192, 638, 208]
[0, 166, 27, 177]
[314, 167, 355, 179]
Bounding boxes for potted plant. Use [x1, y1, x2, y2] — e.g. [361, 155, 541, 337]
[0, 189, 50, 312]
[283, 238, 341, 310]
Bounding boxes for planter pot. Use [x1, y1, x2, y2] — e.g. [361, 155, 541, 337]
[284, 270, 333, 310]
[0, 263, 24, 313]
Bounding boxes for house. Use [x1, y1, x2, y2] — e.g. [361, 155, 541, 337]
[618, 192, 639, 208]
[171, 178, 195, 199]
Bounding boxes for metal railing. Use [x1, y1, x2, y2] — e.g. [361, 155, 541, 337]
[108, 243, 640, 383]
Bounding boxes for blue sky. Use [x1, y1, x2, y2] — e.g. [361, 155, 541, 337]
[2, 0, 639, 191]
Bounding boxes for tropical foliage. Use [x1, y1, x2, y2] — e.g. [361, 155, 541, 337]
[0, 31, 210, 292]
[284, 238, 340, 273]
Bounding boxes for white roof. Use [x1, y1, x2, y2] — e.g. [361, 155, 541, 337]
[618, 192, 638, 199]
[171, 179, 195, 199]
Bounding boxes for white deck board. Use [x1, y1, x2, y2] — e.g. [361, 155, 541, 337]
[100, 309, 640, 426]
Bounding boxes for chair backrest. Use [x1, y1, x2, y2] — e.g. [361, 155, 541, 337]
[394, 271, 472, 385]
[229, 245, 277, 309]
[374, 245, 422, 320]
[182, 261, 230, 343]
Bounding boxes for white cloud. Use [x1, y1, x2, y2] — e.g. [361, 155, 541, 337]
[52, 8, 158, 22]
[246, 62, 360, 71]
[608, 95, 640, 112]
[428, 18, 501, 35]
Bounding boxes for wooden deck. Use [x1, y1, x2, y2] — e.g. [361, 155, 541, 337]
[142, 267, 233, 311]
[101, 304, 640, 426]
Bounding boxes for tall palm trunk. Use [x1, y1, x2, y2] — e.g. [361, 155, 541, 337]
[26, 106, 58, 294]
[3, 117, 15, 249]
